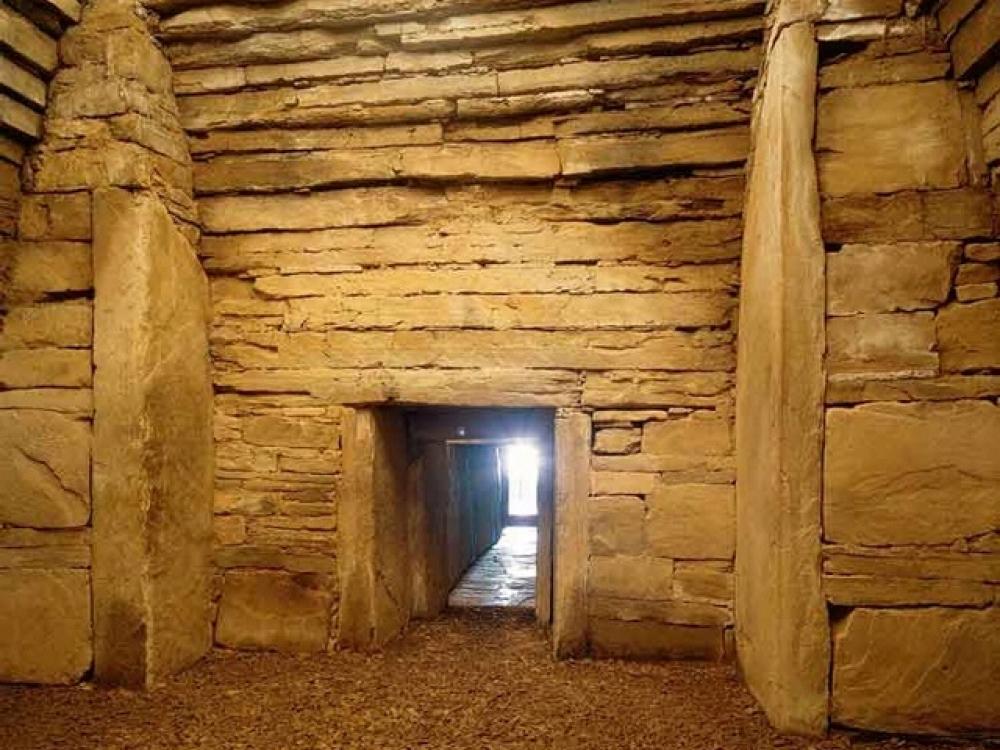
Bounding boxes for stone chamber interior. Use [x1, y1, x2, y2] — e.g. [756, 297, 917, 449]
[0, 0, 998, 744]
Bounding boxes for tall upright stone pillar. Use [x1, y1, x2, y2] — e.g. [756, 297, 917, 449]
[552, 409, 590, 657]
[734, 19, 830, 735]
[92, 188, 214, 687]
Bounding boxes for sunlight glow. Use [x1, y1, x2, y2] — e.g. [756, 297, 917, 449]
[504, 440, 539, 517]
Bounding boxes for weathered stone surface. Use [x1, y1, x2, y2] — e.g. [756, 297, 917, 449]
[822, 188, 994, 243]
[673, 563, 733, 603]
[827, 373, 1000, 404]
[216, 571, 332, 652]
[0, 570, 91, 684]
[592, 428, 640, 454]
[0, 410, 90, 528]
[559, 127, 749, 176]
[823, 575, 994, 607]
[0, 5, 59, 74]
[588, 496, 644, 555]
[0, 302, 92, 349]
[590, 555, 673, 600]
[949, 0, 1000, 78]
[338, 408, 412, 650]
[590, 619, 724, 660]
[825, 401, 1000, 545]
[817, 82, 967, 196]
[646, 483, 734, 560]
[2, 241, 92, 302]
[734, 21, 829, 736]
[937, 298, 1000, 372]
[826, 242, 958, 315]
[242, 416, 337, 449]
[0, 347, 92, 387]
[832, 608, 1000, 734]
[18, 193, 92, 241]
[641, 411, 730, 457]
[92, 189, 214, 687]
[826, 312, 938, 381]
[553, 411, 590, 657]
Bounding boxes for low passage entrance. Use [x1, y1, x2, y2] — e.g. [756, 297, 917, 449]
[338, 406, 555, 650]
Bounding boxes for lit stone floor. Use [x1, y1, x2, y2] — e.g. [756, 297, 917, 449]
[448, 525, 537, 609]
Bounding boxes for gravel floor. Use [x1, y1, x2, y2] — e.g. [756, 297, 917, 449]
[0, 610, 991, 750]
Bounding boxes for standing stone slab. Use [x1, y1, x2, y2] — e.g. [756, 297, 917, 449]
[833, 607, 1000, 734]
[825, 400, 1000, 546]
[338, 407, 412, 650]
[0, 569, 92, 684]
[734, 21, 829, 736]
[552, 410, 590, 658]
[92, 188, 214, 687]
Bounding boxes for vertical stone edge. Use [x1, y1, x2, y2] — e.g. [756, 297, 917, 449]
[337, 407, 376, 649]
[91, 187, 213, 687]
[734, 18, 830, 736]
[92, 186, 154, 687]
[552, 409, 591, 658]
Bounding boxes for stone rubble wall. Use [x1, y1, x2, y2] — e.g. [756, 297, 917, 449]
[814, 0, 999, 736]
[0, 0, 200, 684]
[154, 0, 766, 656]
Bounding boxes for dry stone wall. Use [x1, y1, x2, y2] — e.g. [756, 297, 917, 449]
[0, 0, 204, 684]
[153, 0, 765, 656]
[814, 0, 1000, 736]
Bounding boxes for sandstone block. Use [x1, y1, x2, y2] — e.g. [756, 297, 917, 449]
[0, 5, 58, 74]
[646, 483, 735, 559]
[2, 241, 92, 303]
[559, 127, 749, 176]
[588, 496, 644, 556]
[826, 242, 957, 314]
[826, 312, 938, 381]
[243, 415, 337, 449]
[0, 302, 92, 350]
[589, 555, 673, 601]
[0, 348, 92, 388]
[0, 569, 91, 684]
[590, 619, 724, 660]
[590, 471, 658, 496]
[822, 188, 994, 244]
[0, 410, 90, 528]
[832, 607, 1000, 734]
[937, 298, 1000, 371]
[824, 401, 1000, 545]
[673, 562, 734, 603]
[216, 571, 332, 652]
[592, 427, 640, 454]
[956, 282, 998, 301]
[641, 410, 730, 456]
[823, 575, 994, 607]
[817, 81, 967, 196]
[18, 193, 92, 241]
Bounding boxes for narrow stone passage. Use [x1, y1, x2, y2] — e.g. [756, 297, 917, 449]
[449, 526, 537, 610]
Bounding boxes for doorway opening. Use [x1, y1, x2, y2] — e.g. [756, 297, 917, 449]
[338, 406, 555, 650]
[448, 438, 541, 610]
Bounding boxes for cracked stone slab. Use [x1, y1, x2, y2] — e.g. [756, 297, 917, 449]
[0, 410, 90, 528]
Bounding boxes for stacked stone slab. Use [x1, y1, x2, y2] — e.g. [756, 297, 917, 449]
[152, 0, 765, 656]
[0, 0, 81, 236]
[816, 0, 1000, 736]
[1, 0, 212, 686]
